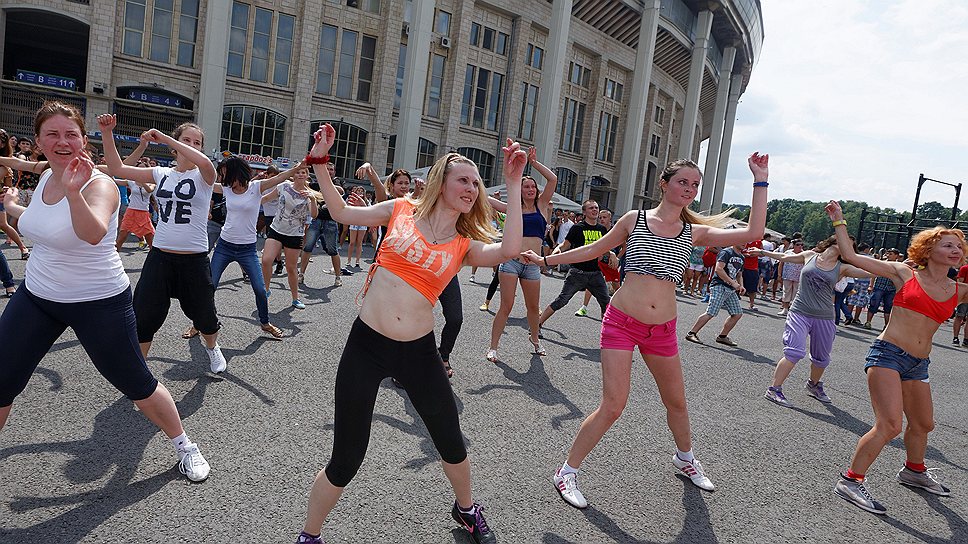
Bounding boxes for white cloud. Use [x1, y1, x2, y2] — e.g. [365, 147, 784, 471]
[718, 0, 968, 212]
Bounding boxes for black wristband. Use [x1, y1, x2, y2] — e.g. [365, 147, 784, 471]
[543, 255, 549, 267]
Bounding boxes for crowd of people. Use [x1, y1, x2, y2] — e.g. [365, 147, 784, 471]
[0, 101, 964, 543]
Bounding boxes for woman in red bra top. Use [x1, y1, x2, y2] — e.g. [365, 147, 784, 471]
[293, 124, 526, 544]
[827, 200, 967, 515]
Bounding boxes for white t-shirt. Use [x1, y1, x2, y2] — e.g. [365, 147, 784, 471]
[269, 181, 312, 237]
[760, 240, 776, 263]
[151, 166, 214, 253]
[262, 192, 279, 216]
[126, 180, 153, 211]
[220, 180, 263, 244]
[557, 219, 574, 246]
[18, 171, 129, 302]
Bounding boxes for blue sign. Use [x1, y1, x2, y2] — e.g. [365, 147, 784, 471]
[16, 70, 76, 91]
[125, 89, 184, 108]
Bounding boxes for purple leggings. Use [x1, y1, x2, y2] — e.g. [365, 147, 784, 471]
[782, 311, 836, 368]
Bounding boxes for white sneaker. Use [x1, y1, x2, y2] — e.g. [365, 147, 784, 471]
[178, 442, 211, 482]
[206, 344, 226, 373]
[469, 274, 476, 283]
[334, 276, 342, 287]
[553, 470, 588, 508]
[672, 454, 716, 491]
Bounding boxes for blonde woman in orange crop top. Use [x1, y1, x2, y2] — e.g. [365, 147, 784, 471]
[292, 124, 526, 544]
[827, 200, 968, 515]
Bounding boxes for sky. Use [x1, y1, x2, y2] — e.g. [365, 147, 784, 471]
[699, 0, 968, 212]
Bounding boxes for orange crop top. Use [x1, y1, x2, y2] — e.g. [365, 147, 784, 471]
[893, 274, 959, 324]
[365, 199, 471, 305]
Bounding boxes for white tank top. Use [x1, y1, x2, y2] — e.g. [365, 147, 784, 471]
[151, 166, 214, 252]
[126, 180, 153, 211]
[220, 180, 262, 244]
[18, 170, 130, 302]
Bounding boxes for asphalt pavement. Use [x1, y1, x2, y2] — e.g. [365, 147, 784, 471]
[1, 242, 966, 543]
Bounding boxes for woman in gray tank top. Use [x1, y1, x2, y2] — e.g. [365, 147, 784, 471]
[757, 236, 874, 407]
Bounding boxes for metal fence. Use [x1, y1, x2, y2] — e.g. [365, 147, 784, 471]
[0, 82, 86, 138]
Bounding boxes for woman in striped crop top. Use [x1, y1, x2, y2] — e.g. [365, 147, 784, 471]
[827, 201, 968, 514]
[294, 124, 527, 544]
[523, 153, 771, 504]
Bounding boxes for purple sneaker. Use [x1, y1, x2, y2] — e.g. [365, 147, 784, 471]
[764, 386, 791, 408]
[805, 380, 831, 403]
[296, 531, 324, 543]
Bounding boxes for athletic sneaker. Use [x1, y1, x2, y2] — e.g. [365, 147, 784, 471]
[835, 474, 886, 514]
[298, 272, 305, 285]
[575, 307, 588, 317]
[672, 454, 715, 491]
[451, 502, 496, 544]
[764, 386, 791, 407]
[206, 344, 227, 373]
[685, 331, 703, 344]
[962, 338, 968, 347]
[805, 380, 832, 403]
[479, 302, 489, 311]
[177, 442, 210, 482]
[333, 276, 342, 287]
[292, 299, 306, 310]
[469, 274, 476, 283]
[296, 532, 324, 543]
[863, 322, 872, 329]
[553, 470, 588, 508]
[953, 337, 961, 345]
[274, 263, 284, 275]
[897, 466, 951, 495]
[715, 335, 738, 347]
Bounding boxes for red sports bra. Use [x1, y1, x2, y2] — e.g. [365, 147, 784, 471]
[892, 274, 959, 324]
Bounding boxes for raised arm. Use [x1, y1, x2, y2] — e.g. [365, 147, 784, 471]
[693, 152, 769, 247]
[465, 140, 528, 267]
[260, 161, 306, 193]
[309, 124, 393, 227]
[356, 163, 388, 202]
[143, 128, 216, 185]
[97, 114, 156, 184]
[826, 200, 908, 283]
[122, 134, 150, 166]
[529, 147, 558, 213]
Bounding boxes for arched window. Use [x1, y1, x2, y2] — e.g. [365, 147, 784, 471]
[221, 105, 286, 158]
[457, 147, 494, 186]
[417, 138, 438, 169]
[555, 167, 578, 200]
[310, 121, 368, 179]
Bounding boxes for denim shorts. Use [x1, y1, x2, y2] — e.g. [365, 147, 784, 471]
[864, 339, 930, 382]
[498, 258, 541, 281]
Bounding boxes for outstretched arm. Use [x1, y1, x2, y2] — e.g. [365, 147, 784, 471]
[97, 114, 156, 185]
[260, 161, 306, 193]
[356, 163, 388, 202]
[521, 210, 635, 267]
[759, 248, 811, 264]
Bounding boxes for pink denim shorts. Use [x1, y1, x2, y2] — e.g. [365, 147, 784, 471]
[600, 304, 679, 357]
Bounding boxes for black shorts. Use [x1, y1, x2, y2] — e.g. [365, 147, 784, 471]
[134, 248, 220, 342]
[267, 227, 304, 250]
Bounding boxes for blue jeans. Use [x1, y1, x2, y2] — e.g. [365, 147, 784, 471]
[834, 282, 853, 323]
[210, 239, 269, 325]
[304, 218, 339, 256]
[0, 251, 14, 288]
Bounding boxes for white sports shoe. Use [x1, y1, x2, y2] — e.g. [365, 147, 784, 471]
[553, 470, 588, 508]
[178, 442, 210, 482]
[672, 454, 716, 491]
[206, 344, 227, 373]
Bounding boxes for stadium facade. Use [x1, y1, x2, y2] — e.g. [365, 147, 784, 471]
[1, 0, 762, 213]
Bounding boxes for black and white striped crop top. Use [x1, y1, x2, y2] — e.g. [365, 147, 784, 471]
[623, 211, 693, 283]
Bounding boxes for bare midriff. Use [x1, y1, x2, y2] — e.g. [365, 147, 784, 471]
[358, 267, 437, 341]
[878, 306, 942, 359]
[608, 273, 679, 325]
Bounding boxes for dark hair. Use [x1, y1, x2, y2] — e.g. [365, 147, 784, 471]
[265, 164, 281, 176]
[172, 122, 205, 147]
[218, 156, 253, 188]
[0, 129, 9, 158]
[35, 101, 86, 137]
[857, 242, 871, 252]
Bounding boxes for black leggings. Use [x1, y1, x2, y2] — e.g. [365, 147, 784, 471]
[0, 287, 158, 407]
[325, 318, 467, 488]
[486, 268, 500, 302]
[437, 276, 463, 362]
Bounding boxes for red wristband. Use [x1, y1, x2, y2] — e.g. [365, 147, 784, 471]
[305, 153, 330, 165]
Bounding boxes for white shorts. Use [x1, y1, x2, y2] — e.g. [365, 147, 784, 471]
[688, 264, 703, 271]
[349, 225, 367, 231]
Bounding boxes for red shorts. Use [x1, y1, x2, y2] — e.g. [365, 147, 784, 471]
[120, 208, 155, 237]
[600, 304, 679, 357]
[598, 260, 620, 282]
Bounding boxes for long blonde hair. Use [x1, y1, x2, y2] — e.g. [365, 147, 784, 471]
[659, 159, 735, 227]
[409, 153, 497, 243]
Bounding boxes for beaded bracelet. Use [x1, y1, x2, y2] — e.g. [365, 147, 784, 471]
[753, 181, 769, 188]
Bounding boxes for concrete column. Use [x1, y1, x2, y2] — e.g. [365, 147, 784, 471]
[712, 71, 744, 213]
[396, 0, 435, 170]
[699, 45, 736, 213]
[533, 0, 573, 166]
[615, 0, 661, 215]
[197, 0, 232, 156]
[676, 9, 713, 161]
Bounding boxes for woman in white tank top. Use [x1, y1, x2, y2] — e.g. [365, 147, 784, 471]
[0, 100, 210, 483]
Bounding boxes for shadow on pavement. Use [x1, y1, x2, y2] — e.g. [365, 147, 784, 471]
[879, 489, 968, 543]
[466, 355, 583, 429]
[541, 478, 717, 543]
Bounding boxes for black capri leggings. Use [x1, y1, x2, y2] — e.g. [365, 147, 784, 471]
[134, 248, 220, 342]
[437, 276, 463, 362]
[325, 318, 467, 488]
[0, 287, 158, 407]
